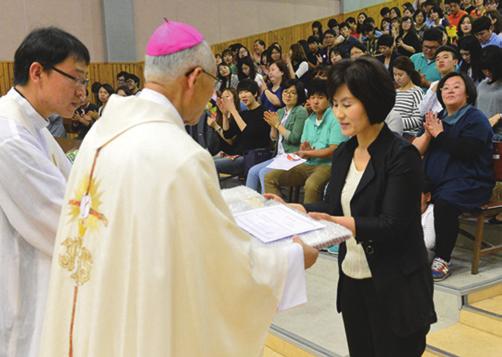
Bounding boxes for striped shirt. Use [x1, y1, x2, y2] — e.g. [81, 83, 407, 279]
[394, 86, 424, 132]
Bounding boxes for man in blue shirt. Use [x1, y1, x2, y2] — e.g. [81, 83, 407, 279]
[411, 28, 444, 87]
[264, 79, 348, 204]
[473, 16, 502, 48]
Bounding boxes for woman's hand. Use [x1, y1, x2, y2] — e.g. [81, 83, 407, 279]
[424, 111, 443, 138]
[263, 193, 286, 204]
[308, 212, 336, 223]
[292, 236, 319, 269]
[221, 95, 237, 113]
[207, 113, 217, 128]
[264, 111, 280, 128]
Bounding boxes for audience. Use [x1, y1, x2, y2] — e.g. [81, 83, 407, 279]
[216, 63, 239, 92]
[458, 35, 484, 82]
[264, 79, 347, 204]
[457, 14, 474, 38]
[396, 16, 423, 56]
[97, 83, 114, 116]
[246, 79, 308, 193]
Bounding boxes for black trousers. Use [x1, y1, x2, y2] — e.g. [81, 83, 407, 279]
[433, 199, 462, 261]
[340, 275, 429, 357]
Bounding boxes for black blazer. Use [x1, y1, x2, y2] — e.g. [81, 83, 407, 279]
[306, 125, 437, 336]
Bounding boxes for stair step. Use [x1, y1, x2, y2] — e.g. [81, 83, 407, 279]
[264, 334, 315, 357]
[466, 283, 502, 304]
[470, 294, 502, 316]
[460, 307, 502, 338]
[427, 323, 502, 357]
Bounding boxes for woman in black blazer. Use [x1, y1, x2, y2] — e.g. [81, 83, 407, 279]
[306, 57, 437, 356]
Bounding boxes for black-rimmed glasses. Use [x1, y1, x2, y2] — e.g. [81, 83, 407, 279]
[51, 66, 89, 88]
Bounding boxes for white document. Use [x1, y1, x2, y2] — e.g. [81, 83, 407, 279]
[234, 205, 325, 243]
[266, 153, 306, 171]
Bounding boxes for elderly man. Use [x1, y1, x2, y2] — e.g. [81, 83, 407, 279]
[40, 21, 318, 357]
[0, 27, 89, 357]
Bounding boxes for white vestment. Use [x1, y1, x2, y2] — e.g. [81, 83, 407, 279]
[0, 88, 70, 357]
[40, 90, 306, 357]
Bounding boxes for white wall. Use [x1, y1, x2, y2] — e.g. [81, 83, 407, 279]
[133, 0, 341, 60]
[0, 0, 106, 61]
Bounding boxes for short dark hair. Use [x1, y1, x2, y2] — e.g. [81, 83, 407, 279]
[116, 71, 128, 79]
[14, 27, 90, 85]
[480, 45, 502, 82]
[126, 73, 140, 86]
[435, 45, 460, 60]
[116, 85, 132, 96]
[437, 72, 477, 107]
[472, 16, 492, 34]
[328, 18, 339, 29]
[346, 17, 356, 25]
[328, 57, 396, 124]
[339, 22, 349, 30]
[422, 28, 444, 43]
[377, 34, 395, 47]
[323, 29, 336, 37]
[282, 79, 307, 106]
[446, 0, 461, 4]
[380, 7, 390, 17]
[307, 35, 319, 44]
[390, 7, 402, 17]
[222, 48, 233, 57]
[430, 5, 444, 19]
[307, 78, 328, 98]
[254, 39, 266, 48]
[361, 23, 375, 35]
[237, 78, 259, 97]
[349, 42, 367, 54]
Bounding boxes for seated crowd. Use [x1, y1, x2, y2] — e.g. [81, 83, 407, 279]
[47, 70, 143, 140]
[189, 0, 502, 282]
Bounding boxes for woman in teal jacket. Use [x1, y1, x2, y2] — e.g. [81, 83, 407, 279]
[246, 79, 308, 192]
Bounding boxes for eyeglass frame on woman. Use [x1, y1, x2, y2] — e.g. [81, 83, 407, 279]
[49, 66, 89, 88]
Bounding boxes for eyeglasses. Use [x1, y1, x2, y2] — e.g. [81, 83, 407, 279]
[186, 67, 218, 88]
[186, 67, 218, 81]
[51, 66, 89, 88]
[283, 90, 298, 96]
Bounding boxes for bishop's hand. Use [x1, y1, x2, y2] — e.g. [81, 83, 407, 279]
[292, 236, 319, 269]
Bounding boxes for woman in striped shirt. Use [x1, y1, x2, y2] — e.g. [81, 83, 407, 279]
[392, 56, 425, 136]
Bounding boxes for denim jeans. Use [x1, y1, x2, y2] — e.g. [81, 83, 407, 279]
[213, 156, 245, 175]
[245, 158, 274, 193]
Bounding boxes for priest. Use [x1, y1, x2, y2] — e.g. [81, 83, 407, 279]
[40, 20, 318, 356]
[0, 27, 89, 357]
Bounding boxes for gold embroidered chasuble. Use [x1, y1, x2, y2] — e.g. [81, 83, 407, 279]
[40, 94, 291, 356]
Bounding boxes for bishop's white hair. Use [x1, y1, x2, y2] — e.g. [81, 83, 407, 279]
[144, 41, 216, 83]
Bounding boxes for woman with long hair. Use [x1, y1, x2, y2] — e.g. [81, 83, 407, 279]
[392, 56, 425, 134]
[396, 16, 422, 57]
[216, 63, 238, 92]
[457, 14, 473, 38]
[285, 43, 310, 81]
[458, 35, 484, 83]
[97, 83, 114, 116]
[236, 56, 265, 90]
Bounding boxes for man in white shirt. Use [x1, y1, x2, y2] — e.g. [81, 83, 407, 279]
[0, 27, 90, 357]
[40, 20, 318, 357]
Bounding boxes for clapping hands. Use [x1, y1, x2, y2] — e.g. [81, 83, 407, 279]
[424, 112, 443, 138]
